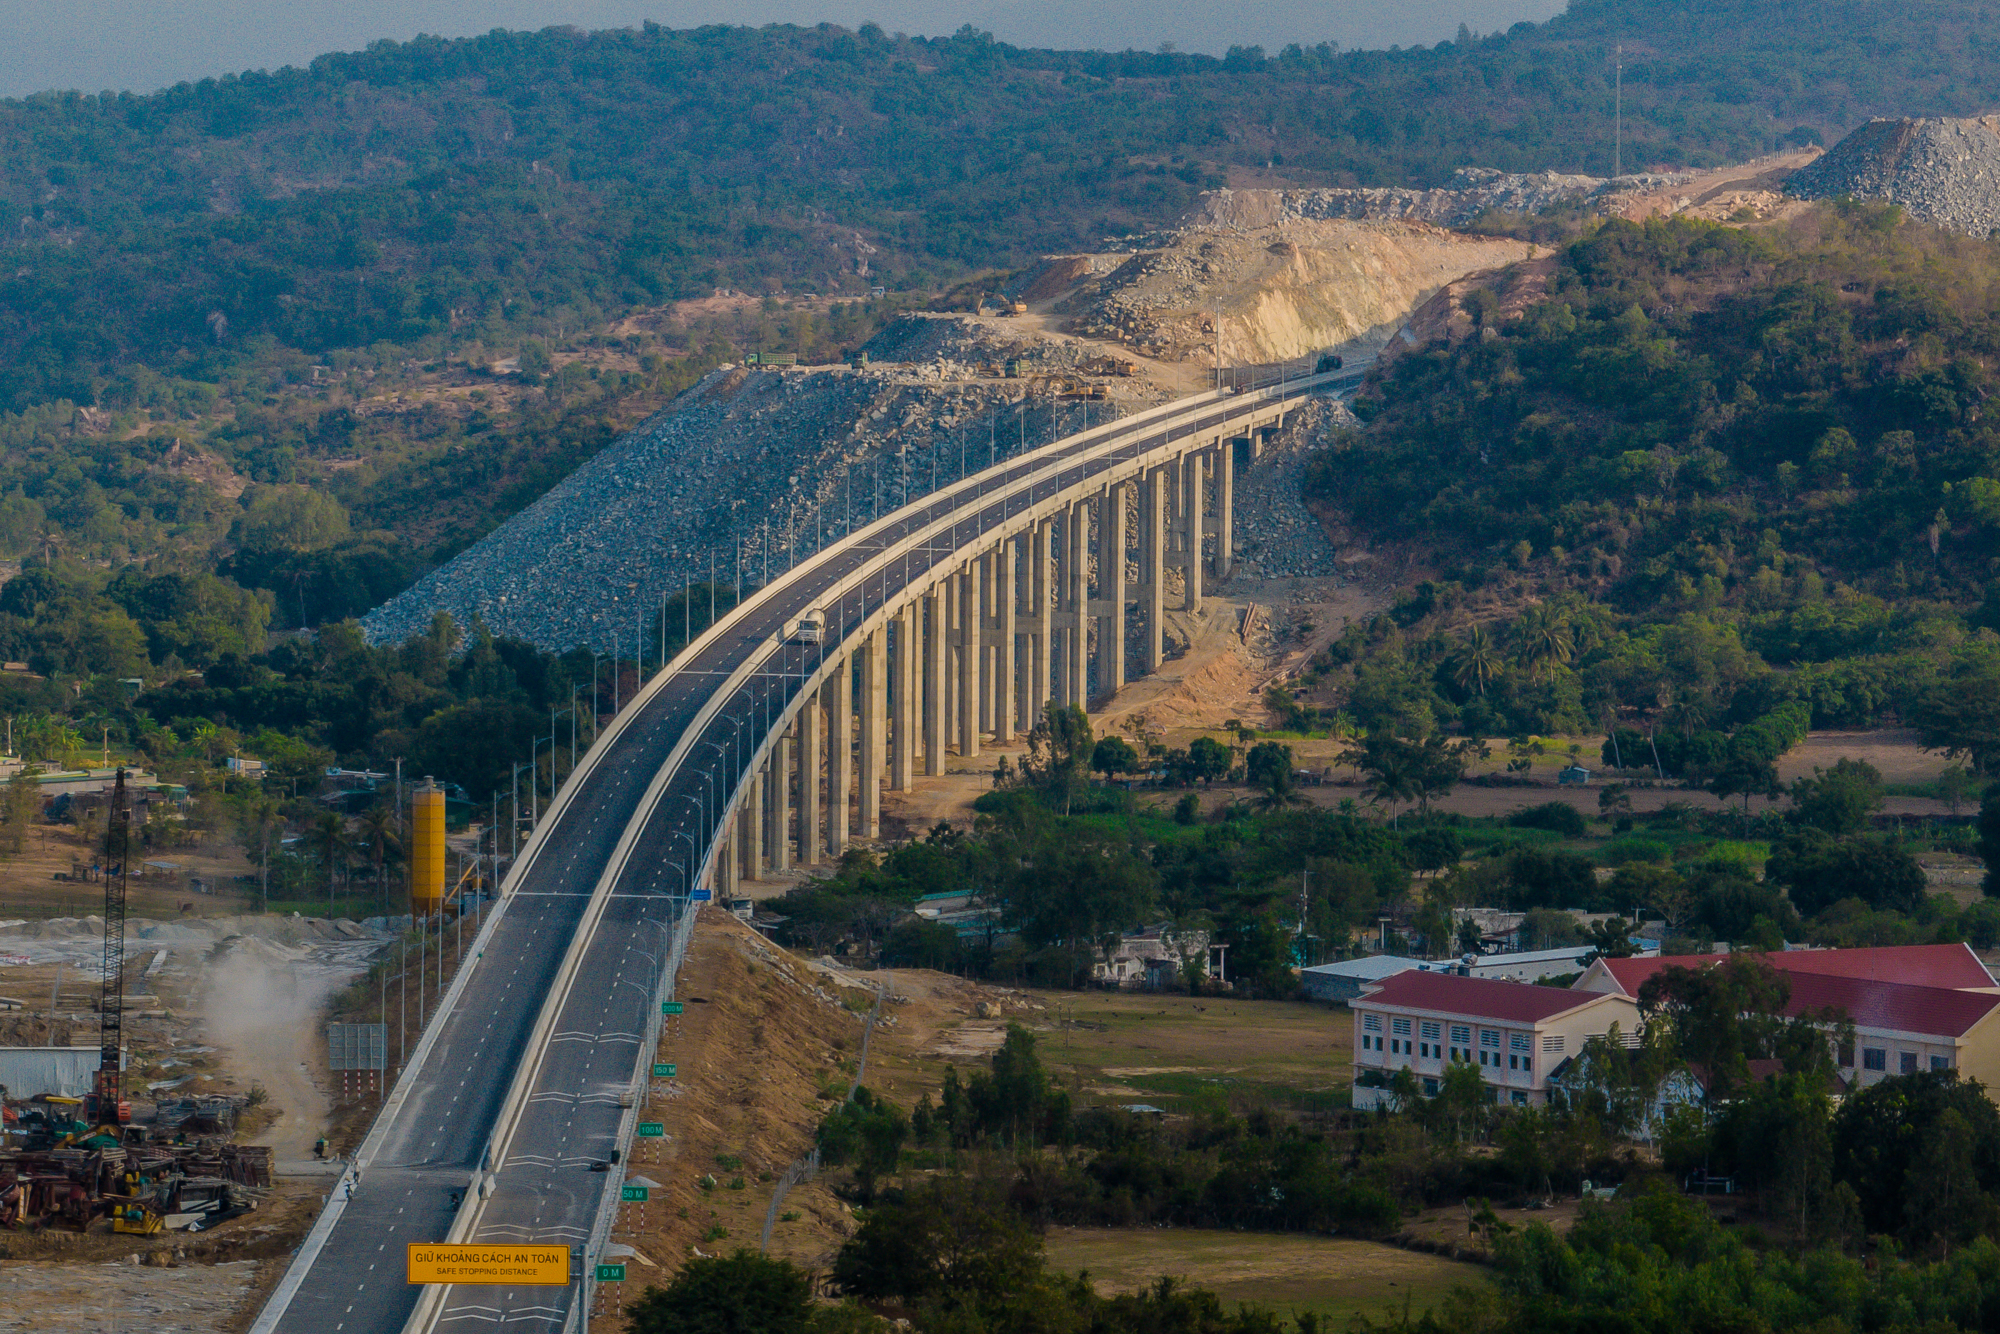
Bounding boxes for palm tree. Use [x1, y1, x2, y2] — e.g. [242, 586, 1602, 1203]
[1663, 691, 1709, 739]
[246, 798, 281, 912]
[309, 812, 354, 914]
[1252, 760, 1305, 813]
[1514, 605, 1574, 683]
[1361, 745, 1421, 829]
[356, 802, 404, 917]
[1453, 626, 1500, 696]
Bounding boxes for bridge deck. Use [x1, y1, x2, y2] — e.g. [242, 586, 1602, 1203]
[258, 371, 1357, 1333]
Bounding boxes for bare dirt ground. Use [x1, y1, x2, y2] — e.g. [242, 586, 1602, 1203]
[1051, 1226, 1489, 1325]
[1605, 148, 1822, 226]
[1397, 1196, 1588, 1260]
[0, 1258, 261, 1333]
[967, 989, 1350, 1112]
[0, 822, 258, 921]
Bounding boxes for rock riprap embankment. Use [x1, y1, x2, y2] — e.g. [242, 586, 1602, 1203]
[1228, 397, 1353, 581]
[1786, 117, 2000, 236]
[362, 342, 1157, 650]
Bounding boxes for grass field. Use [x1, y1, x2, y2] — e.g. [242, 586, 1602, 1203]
[1029, 989, 1351, 1114]
[1050, 1227, 1488, 1324]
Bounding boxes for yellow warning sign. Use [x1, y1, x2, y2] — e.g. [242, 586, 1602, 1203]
[407, 1244, 572, 1285]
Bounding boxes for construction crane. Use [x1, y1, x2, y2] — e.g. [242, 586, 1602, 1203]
[95, 769, 131, 1126]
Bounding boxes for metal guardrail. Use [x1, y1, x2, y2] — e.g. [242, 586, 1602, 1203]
[573, 898, 702, 1325]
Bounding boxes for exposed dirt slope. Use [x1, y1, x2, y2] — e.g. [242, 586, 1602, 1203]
[1053, 220, 1530, 365]
[592, 911, 872, 1327]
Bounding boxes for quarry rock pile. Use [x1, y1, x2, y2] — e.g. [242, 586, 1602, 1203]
[1786, 116, 2000, 236]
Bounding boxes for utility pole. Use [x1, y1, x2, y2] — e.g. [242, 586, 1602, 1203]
[1614, 45, 1623, 178]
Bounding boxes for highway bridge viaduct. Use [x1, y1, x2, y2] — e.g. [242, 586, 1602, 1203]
[253, 366, 1360, 1334]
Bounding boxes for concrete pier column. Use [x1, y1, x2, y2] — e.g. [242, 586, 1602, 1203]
[1214, 442, 1234, 581]
[743, 768, 764, 880]
[1098, 480, 1126, 700]
[1066, 499, 1090, 706]
[959, 559, 982, 759]
[1141, 465, 1166, 672]
[942, 574, 957, 753]
[719, 829, 739, 897]
[1051, 511, 1069, 709]
[1029, 519, 1051, 730]
[772, 729, 793, 873]
[827, 666, 852, 857]
[975, 553, 993, 738]
[890, 606, 914, 792]
[798, 688, 822, 864]
[996, 537, 1018, 742]
[1182, 449, 1205, 612]
[924, 586, 946, 776]
[860, 627, 885, 837]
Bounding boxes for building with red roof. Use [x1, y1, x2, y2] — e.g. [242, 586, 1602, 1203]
[1572, 944, 2000, 1095]
[1574, 943, 1994, 998]
[1350, 970, 1641, 1110]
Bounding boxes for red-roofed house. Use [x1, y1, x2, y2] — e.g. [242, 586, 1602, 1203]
[1351, 971, 1641, 1110]
[1573, 945, 2000, 1095]
[1574, 943, 1995, 998]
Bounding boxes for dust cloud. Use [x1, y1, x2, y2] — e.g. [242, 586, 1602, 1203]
[200, 936, 358, 1161]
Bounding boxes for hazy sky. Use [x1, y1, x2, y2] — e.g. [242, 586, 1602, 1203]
[1, 0, 1569, 100]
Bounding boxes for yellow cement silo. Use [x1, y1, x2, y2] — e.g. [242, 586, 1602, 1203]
[411, 779, 446, 914]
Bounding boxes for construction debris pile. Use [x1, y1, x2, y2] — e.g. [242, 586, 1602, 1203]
[0, 1095, 268, 1235]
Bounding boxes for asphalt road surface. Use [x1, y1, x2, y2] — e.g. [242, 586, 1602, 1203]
[262, 372, 1354, 1334]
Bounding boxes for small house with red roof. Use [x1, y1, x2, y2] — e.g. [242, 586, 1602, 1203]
[1350, 971, 1641, 1110]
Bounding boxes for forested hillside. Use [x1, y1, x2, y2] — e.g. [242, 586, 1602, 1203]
[0, 2, 1998, 810]
[5, 1, 2000, 591]
[1299, 203, 2000, 775]
[12, 0, 2000, 413]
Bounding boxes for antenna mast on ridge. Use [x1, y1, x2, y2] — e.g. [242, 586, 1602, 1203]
[1614, 45, 1624, 178]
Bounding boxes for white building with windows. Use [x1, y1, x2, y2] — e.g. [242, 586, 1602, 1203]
[1350, 970, 1641, 1110]
[1573, 945, 2000, 1096]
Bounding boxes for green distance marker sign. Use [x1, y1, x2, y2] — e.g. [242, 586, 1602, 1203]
[653, 1063, 677, 1078]
[596, 1263, 627, 1282]
[662, 1001, 685, 1015]
[621, 1185, 649, 1202]
[637, 1122, 664, 1138]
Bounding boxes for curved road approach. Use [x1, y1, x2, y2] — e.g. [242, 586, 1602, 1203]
[253, 366, 1360, 1334]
